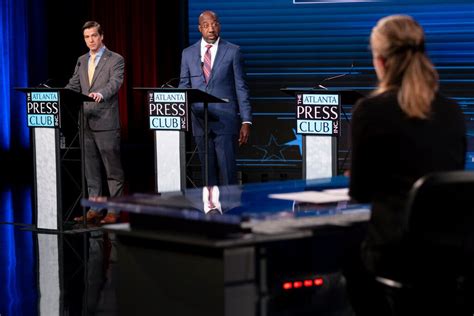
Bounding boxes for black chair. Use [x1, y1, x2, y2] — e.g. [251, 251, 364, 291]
[375, 171, 474, 316]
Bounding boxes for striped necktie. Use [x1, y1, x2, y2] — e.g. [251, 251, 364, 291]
[203, 44, 212, 83]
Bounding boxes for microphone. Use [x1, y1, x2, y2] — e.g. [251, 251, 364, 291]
[316, 62, 354, 90]
[160, 75, 202, 88]
[37, 78, 54, 88]
[198, 54, 203, 69]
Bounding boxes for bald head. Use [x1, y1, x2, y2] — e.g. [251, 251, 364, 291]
[199, 11, 219, 24]
[198, 10, 221, 44]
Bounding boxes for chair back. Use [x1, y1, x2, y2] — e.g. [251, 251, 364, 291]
[372, 171, 474, 315]
[403, 171, 474, 282]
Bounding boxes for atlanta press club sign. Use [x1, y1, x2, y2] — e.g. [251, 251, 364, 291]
[295, 93, 340, 136]
[26, 91, 60, 128]
[148, 92, 189, 131]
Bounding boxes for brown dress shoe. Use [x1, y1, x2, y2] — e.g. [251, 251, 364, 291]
[74, 210, 103, 222]
[100, 213, 118, 224]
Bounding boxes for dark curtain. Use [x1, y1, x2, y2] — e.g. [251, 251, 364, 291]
[90, 0, 187, 142]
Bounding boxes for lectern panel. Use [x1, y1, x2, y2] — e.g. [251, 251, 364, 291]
[34, 128, 59, 230]
[155, 130, 185, 192]
[304, 136, 335, 179]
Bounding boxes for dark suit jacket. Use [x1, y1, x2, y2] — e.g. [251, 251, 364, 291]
[66, 48, 124, 131]
[178, 39, 252, 136]
[349, 91, 466, 277]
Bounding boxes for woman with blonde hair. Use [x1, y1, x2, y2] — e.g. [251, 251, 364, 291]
[346, 15, 466, 315]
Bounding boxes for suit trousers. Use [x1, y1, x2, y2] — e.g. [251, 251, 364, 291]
[83, 126, 124, 199]
[195, 133, 238, 186]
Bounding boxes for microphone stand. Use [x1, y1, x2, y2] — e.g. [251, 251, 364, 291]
[160, 78, 178, 88]
[80, 102, 87, 226]
[161, 75, 203, 89]
[204, 100, 209, 187]
[315, 62, 355, 90]
[201, 61, 210, 187]
[175, 67, 210, 187]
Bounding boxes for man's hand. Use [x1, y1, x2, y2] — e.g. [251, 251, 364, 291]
[89, 92, 103, 103]
[238, 123, 251, 146]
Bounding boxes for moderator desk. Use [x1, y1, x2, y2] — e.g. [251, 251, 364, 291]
[82, 177, 370, 316]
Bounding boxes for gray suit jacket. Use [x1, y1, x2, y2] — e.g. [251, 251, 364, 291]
[66, 48, 124, 131]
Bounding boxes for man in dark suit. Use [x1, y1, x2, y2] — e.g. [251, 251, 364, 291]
[66, 21, 124, 224]
[179, 10, 252, 186]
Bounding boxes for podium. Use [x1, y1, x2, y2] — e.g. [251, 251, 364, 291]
[15, 87, 93, 230]
[134, 87, 227, 192]
[281, 88, 363, 179]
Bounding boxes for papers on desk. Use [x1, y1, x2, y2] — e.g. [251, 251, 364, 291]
[269, 188, 350, 204]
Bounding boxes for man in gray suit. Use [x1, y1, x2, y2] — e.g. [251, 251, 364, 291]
[66, 21, 124, 224]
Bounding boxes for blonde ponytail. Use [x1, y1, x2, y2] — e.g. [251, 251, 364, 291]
[371, 15, 438, 119]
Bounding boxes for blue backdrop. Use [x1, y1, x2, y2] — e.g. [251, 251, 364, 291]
[188, 0, 474, 175]
[0, 0, 30, 150]
[1, 0, 41, 314]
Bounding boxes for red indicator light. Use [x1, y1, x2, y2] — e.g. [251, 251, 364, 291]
[283, 282, 293, 290]
[293, 281, 303, 288]
[314, 278, 324, 286]
[304, 280, 313, 287]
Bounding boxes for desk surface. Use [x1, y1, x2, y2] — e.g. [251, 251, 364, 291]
[82, 176, 370, 235]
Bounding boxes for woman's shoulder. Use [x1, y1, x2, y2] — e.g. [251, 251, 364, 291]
[357, 90, 397, 105]
[432, 92, 458, 107]
[353, 91, 398, 116]
[432, 93, 465, 123]
[431, 93, 463, 115]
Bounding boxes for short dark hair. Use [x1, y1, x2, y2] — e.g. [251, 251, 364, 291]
[82, 21, 103, 35]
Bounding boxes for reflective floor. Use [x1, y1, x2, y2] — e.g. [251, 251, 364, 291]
[0, 185, 358, 316]
[0, 184, 357, 316]
[0, 185, 118, 316]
